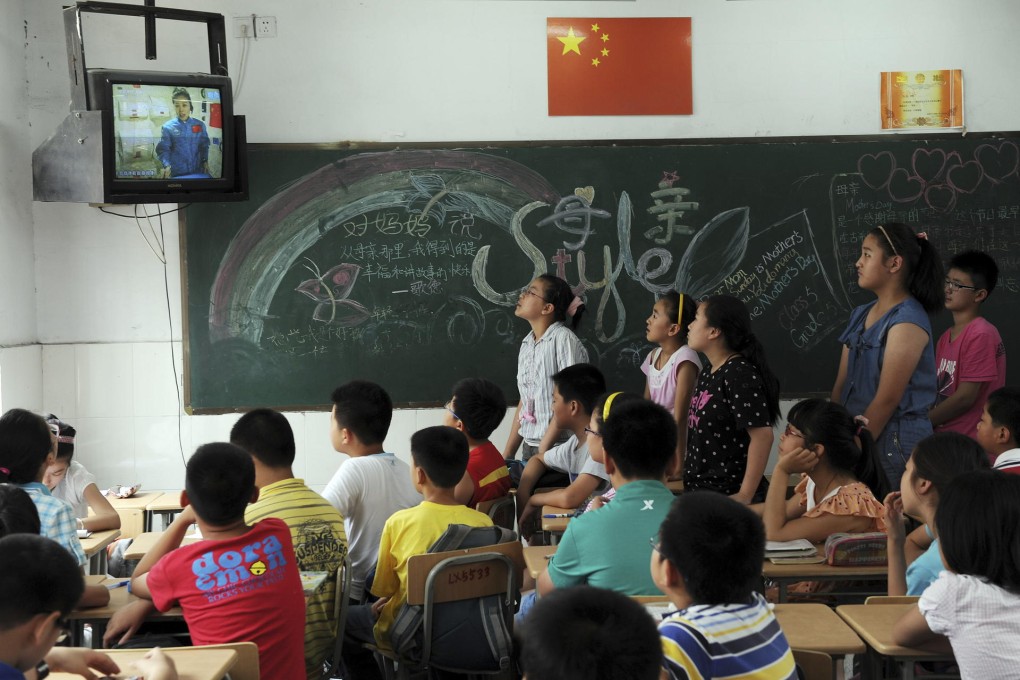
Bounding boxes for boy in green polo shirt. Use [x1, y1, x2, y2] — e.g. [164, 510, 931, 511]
[536, 399, 677, 596]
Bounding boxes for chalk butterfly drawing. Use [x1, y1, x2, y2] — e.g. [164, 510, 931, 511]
[295, 259, 370, 325]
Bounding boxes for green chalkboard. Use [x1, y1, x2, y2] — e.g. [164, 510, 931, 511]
[182, 134, 1020, 412]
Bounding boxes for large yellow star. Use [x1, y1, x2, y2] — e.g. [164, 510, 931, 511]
[558, 26, 585, 56]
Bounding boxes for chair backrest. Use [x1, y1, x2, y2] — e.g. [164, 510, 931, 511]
[792, 649, 833, 680]
[476, 495, 516, 532]
[196, 642, 260, 680]
[415, 549, 519, 671]
[864, 595, 919, 605]
[325, 552, 353, 679]
[406, 540, 524, 605]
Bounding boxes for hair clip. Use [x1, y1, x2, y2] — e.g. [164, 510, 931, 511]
[603, 392, 623, 421]
[0, 467, 9, 476]
[853, 414, 870, 435]
[677, 293, 685, 326]
[916, 231, 928, 241]
[566, 295, 584, 318]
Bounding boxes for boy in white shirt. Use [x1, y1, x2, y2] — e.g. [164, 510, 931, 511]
[321, 380, 422, 602]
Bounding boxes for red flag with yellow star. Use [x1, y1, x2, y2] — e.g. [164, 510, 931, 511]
[547, 17, 692, 116]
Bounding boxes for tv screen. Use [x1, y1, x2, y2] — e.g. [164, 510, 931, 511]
[87, 70, 244, 200]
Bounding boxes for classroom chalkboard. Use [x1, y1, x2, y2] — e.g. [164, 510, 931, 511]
[182, 134, 1020, 412]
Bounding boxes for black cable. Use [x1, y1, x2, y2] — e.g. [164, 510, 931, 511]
[99, 204, 190, 218]
[159, 210, 188, 467]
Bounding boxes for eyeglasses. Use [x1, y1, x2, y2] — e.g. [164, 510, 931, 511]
[519, 288, 546, 302]
[648, 536, 661, 554]
[783, 424, 805, 439]
[444, 401, 460, 421]
[944, 278, 980, 292]
[583, 426, 601, 438]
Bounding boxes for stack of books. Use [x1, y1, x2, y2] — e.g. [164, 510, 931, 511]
[765, 538, 824, 564]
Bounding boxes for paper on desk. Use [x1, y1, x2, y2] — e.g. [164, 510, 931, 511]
[765, 538, 815, 554]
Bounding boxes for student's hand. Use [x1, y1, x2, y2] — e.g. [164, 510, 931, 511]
[159, 166, 171, 179]
[588, 496, 606, 511]
[370, 597, 389, 621]
[175, 504, 197, 526]
[131, 648, 178, 680]
[884, 491, 906, 543]
[776, 446, 820, 475]
[45, 647, 120, 680]
[103, 599, 155, 647]
[519, 504, 538, 539]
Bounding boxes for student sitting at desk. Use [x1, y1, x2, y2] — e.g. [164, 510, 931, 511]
[42, 415, 120, 532]
[652, 492, 797, 680]
[231, 408, 348, 680]
[536, 400, 677, 597]
[515, 364, 609, 536]
[321, 380, 422, 604]
[893, 470, 1020, 677]
[0, 534, 122, 680]
[758, 398, 887, 543]
[341, 426, 492, 680]
[0, 409, 86, 568]
[979, 386, 1020, 473]
[444, 377, 512, 508]
[123, 443, 305, 679]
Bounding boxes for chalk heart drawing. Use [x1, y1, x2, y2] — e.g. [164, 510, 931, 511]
[924, 184, 957, 213]
[912, 148, 947, 184]
[295, 262, 370, 326]
[887, 167, 925, 203]
[975, 141, 1020, 184]
[858, 151, 896, 190]
[947, 160, 983, 194]
[574, 186, 595, 203]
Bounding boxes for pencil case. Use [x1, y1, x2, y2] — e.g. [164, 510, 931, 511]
[824, 532, 888, 566]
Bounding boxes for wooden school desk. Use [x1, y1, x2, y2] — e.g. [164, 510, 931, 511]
[123, 530, 202, 561]
[523, 545, 557, 578]
[67, 576, 185, 648]
[836, 604, 955, 680]
[145, 491, 184, 531]
[47, 646, 238, 680]
[106, 491, 163, 538]
[774, 603, 865, 677]
[763, 548, 888, 603]
[79, 529, 121, 575]
[540, 505, 572, 544]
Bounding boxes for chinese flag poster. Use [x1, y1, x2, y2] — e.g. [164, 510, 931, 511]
[547, 17, 692, 116]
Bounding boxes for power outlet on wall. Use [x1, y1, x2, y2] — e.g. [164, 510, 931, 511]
[233, 15, 277, 39]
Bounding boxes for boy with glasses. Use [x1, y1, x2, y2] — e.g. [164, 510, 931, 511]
[930, 250, 1006, 438]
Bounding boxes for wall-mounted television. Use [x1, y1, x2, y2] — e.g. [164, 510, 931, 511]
[86, 69, 247, 203]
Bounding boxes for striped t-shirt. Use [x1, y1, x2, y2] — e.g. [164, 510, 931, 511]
[516, 321, 587, 446]
[245, 478, 348, 680]
[659, 593, 797, 680]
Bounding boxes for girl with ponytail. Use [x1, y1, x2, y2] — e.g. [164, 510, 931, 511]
[832, 223, 944, 488]
[684, 295, 780, 503]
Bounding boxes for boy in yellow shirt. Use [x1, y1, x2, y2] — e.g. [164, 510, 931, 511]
[340, 426, 492, 680]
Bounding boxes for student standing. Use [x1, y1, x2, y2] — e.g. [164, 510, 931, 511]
[929, 250, 1006, 438]
[832, 222, 944, 487]
[683, 295, 781, 503]
[503, 275, 587, 466]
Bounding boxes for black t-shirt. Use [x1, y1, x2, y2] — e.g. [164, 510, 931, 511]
[684, 356, 772, 495]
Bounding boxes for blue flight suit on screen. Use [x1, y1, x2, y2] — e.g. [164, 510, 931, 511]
[156, 116, 210, 177]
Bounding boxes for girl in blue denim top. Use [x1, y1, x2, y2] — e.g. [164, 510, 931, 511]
[832, 222, 944, 488]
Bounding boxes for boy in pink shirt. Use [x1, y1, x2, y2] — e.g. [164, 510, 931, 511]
[930, 251, 1005, 438]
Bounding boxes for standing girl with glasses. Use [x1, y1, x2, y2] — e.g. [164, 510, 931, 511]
[755, 398, 887, 542]
[503, 274, 588, 467]
[641, 291, 702, 480]
[831, 222, 944, 488]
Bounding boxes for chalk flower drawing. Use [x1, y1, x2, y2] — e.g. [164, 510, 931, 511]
[295, 260, 370, 325]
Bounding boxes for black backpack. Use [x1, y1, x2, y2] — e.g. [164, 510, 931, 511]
[388, 524, 518, 672]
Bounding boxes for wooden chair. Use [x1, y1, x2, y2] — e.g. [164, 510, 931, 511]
[323, 552, 353, 679]
[476, 495, 516, 532]
[194, 642, 260, 680]
[792, 649, 833, 680]
[376, 541, 523, 680]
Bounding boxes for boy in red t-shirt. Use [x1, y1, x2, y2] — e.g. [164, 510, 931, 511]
[930, 250, 1006, 438]
[127, 443, 305, 679]
[445, 378, 512, 508]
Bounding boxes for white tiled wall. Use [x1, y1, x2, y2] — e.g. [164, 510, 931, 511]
[40, 341, 521, 493]
[0, 345, 43, 413]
